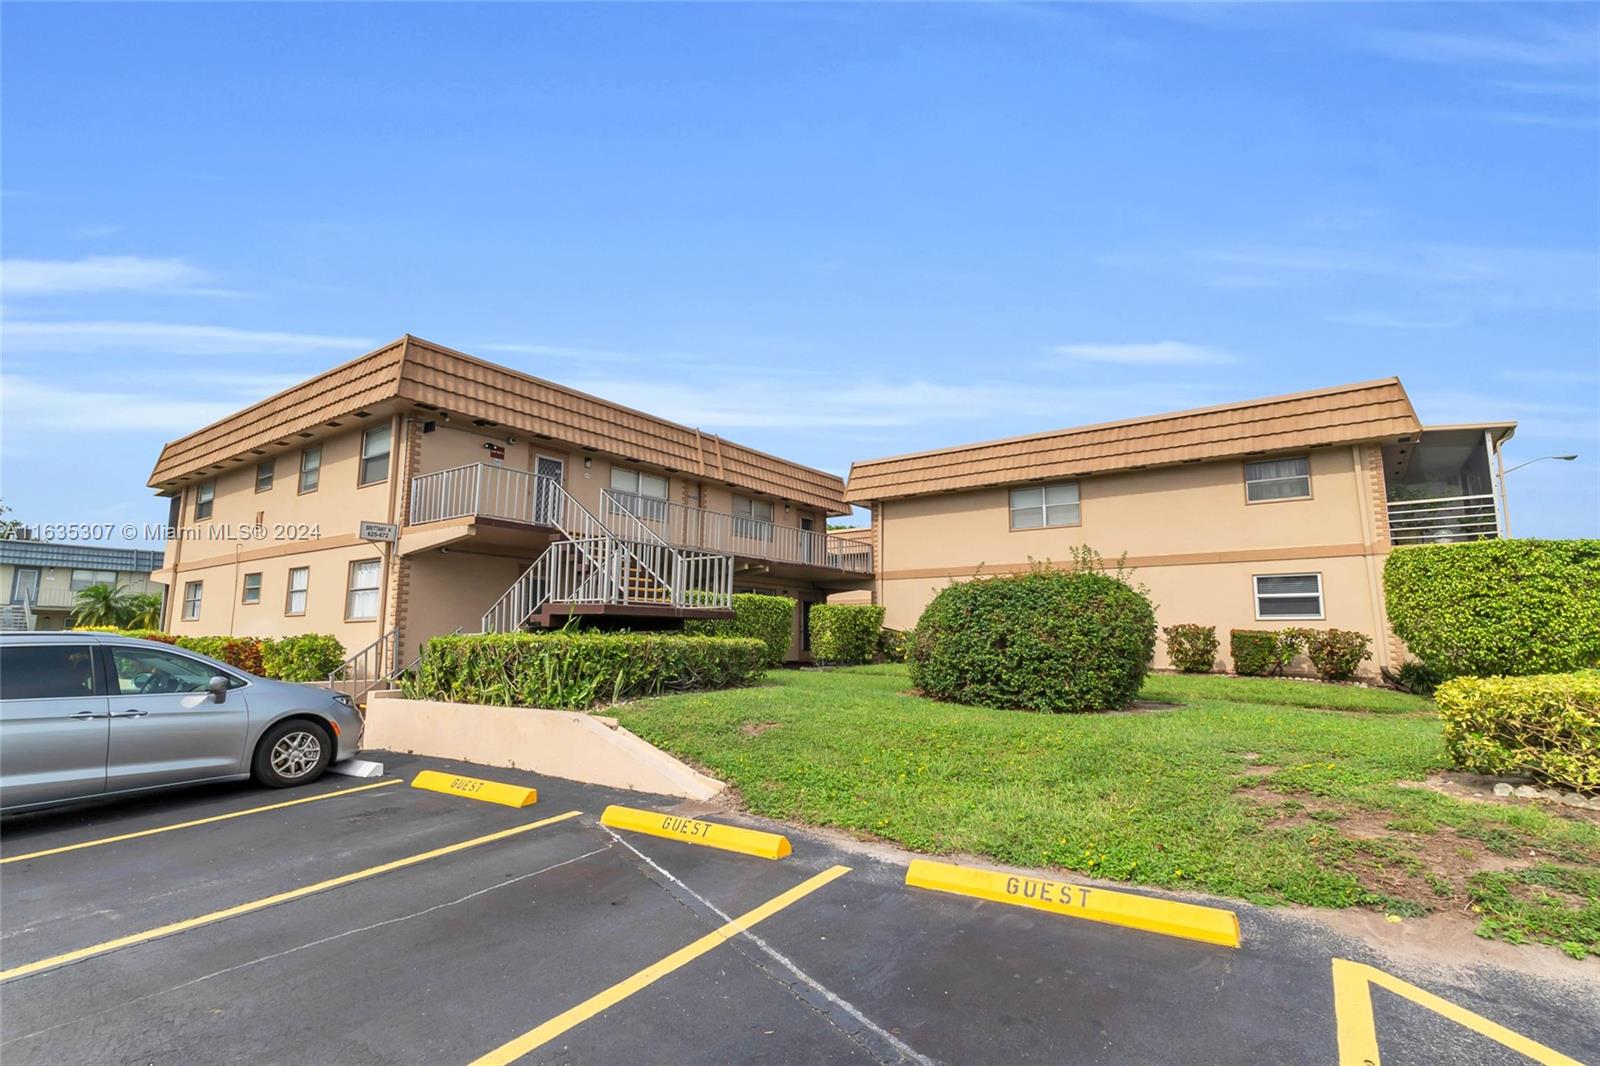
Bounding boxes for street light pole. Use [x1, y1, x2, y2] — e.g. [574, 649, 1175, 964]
[1502, 454, 1579, 475]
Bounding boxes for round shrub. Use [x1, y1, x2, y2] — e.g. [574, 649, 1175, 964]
[1303, 628, 1371, 682]
[1162, 624, 1218, 673]
[685, 593, 795, 667]
[909, 568, 1156, 712]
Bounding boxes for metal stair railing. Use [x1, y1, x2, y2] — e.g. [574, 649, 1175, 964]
[480, 475, 732, 633]
[328, 628, 401, 702]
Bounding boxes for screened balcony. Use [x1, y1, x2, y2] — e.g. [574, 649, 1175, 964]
[1382, 426, 1510, 545]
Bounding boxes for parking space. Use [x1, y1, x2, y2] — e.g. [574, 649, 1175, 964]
[2, 753, 1594, 1065]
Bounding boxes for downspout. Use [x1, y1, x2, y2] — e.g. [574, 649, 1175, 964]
[1352, 445, 1391, 675]
[1490, 430, 1510, 537]
[165, 489, 186, 631]
[377, 412, 405, 668]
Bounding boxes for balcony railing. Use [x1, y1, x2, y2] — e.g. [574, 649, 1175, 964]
[1387, 494, 1501, 545]
[26, 587, 78, 610]
[601, 490, 873, 574]
[408, 463, 566, 527]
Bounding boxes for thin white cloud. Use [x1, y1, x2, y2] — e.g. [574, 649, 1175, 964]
[1051, 341, 1238, 366]
[566, 373, 1228, 431]
[1185, 243, 1599, 311]
[1363, 20, 1599, 68]
[1, 320, 375, 355]
[1467, 109, 1599, 129]
[0, 375, 238, 434]
[1, 255, 220, 296]
[478, 341, 662, 365]
[1325, 310, 1465, 330]
[1490, 79, 1600, 98]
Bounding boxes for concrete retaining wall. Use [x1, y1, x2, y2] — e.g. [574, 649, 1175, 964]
[362, 696, 725, 801]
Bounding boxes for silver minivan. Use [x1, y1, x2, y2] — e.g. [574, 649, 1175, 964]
[0, 633, 364, 813]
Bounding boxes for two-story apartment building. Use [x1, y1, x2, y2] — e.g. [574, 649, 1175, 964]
[845, 378, 1514, 678]
[0, 540, 165, 631]
[147, 336, 872, 679]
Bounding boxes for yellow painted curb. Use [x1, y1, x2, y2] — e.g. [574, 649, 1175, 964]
[411, 770, 538, 808]
[601, 805, 791, 859]
[905, 859, 1241, 948]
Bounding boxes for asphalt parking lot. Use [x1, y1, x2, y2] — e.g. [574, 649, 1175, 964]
[2, 753, 1594, 1066]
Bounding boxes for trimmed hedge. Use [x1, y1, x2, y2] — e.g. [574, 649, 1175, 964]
[66, 628, 344, 681]
[1163, 624, 1218, 673]
[1386, 539, 1600, 680]
[176, 636, 265, 675]
[685, 593, 794, 667]
[401, 631, 768, 710]
[878, 627, 910, 664]
[910, 568, 1156, 712]
[1436, 672, 1600, 791]
[261, 634, 346, 682]
[1230, 629, 1302, 677]
[809, 604, 885, 665]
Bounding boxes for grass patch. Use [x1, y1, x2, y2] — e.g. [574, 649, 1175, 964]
[1139, 672, 1434, 714]
[1469, 865, 1600, 959]
[613, 664, 1599, 952]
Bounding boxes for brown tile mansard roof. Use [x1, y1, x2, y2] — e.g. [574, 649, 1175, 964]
[844, 377, 1423, 503]
[148, 335, 851, 513]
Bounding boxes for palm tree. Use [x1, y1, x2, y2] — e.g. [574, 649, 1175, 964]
[72, 583, 134, 628]
[124, 593, 163, 629]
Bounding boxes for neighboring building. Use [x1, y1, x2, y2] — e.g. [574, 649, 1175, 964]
[0, 540, 165, 631]
[146, 335, 872, 674]
[825, 528, 875, 605]
[844, 378, 1514, 678]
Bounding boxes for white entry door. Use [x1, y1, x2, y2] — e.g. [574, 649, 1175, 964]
[535, 455, 565, 526]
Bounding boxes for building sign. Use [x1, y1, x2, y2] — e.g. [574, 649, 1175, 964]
[359, 520, 399, 543]
[485, 443, 506, 465]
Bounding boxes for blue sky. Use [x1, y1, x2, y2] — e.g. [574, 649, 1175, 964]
[3, 2, 1597, 541]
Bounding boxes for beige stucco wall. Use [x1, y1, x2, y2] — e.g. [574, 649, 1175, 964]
[871, 445, 1395, 676]
[364, 695, 725, 800]
[159, 417, 405, 655]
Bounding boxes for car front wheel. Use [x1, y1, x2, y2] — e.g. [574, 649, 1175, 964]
[253, 720, 332, 788]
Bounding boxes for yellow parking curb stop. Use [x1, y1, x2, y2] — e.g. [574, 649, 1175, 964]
[601, 805, 791, 859]
[905, 859, 1241, 948]
[411, 770, 538, 808]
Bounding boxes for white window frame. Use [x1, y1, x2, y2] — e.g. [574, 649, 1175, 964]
[182, 580, 203, 621]
[1253, 573, 1324, 620]
[610, 466, 669, 520]
[358, 425, 391, 487]
[194, 481, 215, 520]
[70, 569, 118, 592]
[345, 559, 382, 621]
[732, 495, 775, 540]
[299, 445, 322, 494]
[285, 566, 310, 616]
[1244, 455, 1311, 503]
[1009, 481, 1081, 530]
[241, 572, 262, 604]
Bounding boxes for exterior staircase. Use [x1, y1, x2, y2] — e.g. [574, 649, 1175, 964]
[481, 475, 732, 633]
[0, 603, 31, 631]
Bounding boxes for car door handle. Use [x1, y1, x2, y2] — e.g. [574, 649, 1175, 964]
[113, 710, 150, 718]
[68, 710, 109, 720]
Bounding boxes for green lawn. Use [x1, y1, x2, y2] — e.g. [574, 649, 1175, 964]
[613, 665, 1600, 958]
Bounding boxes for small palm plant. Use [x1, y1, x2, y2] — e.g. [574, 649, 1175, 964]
[72, 583, 135, 628]
[124, 592, 164, 629]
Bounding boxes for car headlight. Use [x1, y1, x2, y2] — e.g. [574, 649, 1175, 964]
[331, 692, 354, 708]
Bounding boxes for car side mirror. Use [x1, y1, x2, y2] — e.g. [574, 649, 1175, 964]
[208, 676, 229, 704]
